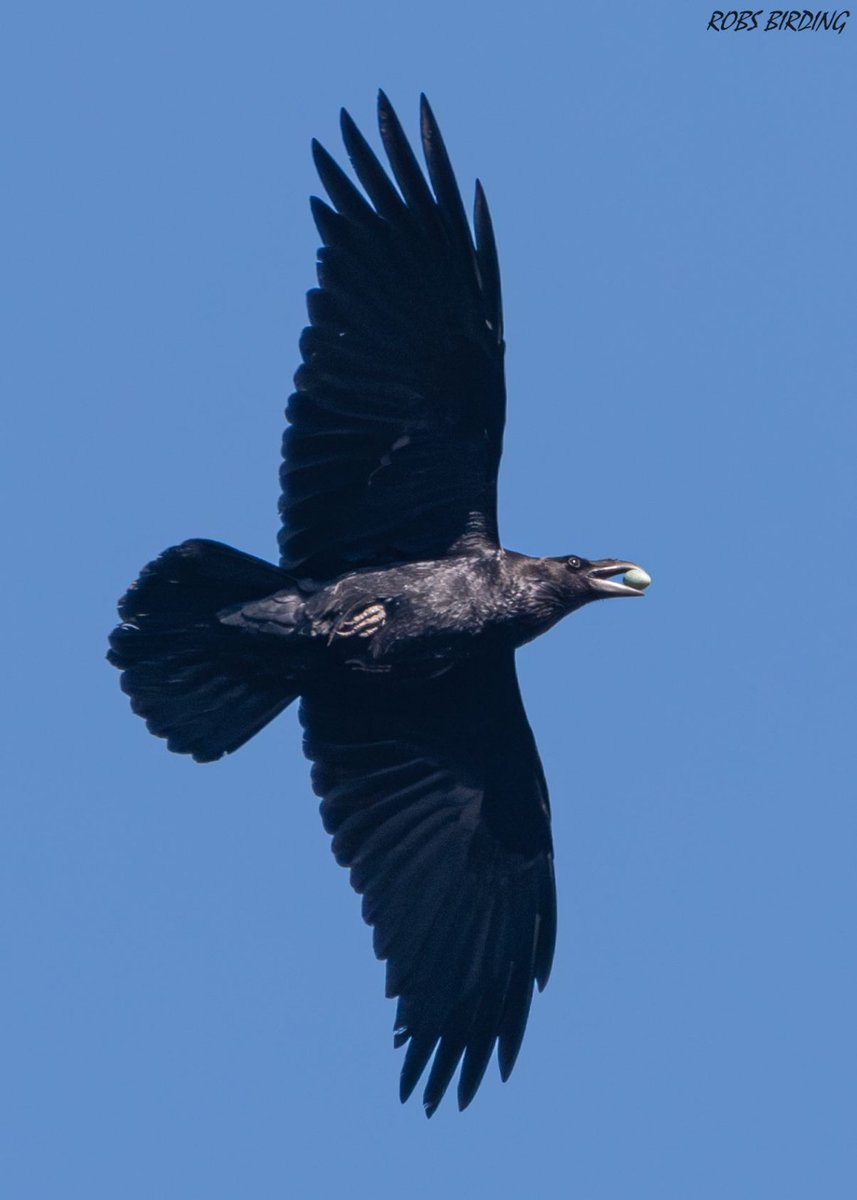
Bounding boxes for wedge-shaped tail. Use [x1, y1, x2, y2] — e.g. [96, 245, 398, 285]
[108, 539, 299, 762]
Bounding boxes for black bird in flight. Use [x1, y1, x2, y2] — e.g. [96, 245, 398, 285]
[109, 92, 649, 1117]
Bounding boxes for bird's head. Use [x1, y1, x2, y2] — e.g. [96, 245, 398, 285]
[524, 555, 650, 620]
[557, 555, 650, 606]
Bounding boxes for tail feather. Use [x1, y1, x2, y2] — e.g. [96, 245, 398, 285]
[108, 540, 300, 762]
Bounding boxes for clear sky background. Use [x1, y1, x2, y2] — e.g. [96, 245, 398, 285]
[2, 3, 855, 1197]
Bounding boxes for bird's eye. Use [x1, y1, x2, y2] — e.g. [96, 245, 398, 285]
[567, 556, 581, 569]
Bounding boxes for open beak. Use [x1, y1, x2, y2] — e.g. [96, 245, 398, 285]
[586, 559, 649, 598]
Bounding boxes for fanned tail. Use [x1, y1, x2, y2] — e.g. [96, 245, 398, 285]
[108, 539, 300, 762]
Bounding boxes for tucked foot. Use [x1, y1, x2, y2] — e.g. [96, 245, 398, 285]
[333, 603, 387, 640]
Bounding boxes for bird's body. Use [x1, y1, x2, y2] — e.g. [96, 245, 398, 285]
[109, 92, 649, 1116]
[223, 549, 640, 673]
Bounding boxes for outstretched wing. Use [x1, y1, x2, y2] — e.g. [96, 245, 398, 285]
[300, 652, 556, 1116]
[279, 92, 506, 579]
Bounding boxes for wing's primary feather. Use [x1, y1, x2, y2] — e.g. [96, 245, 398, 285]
[377, 89, 441, 230]
[278, 92, 506, 579]
[300, 652, 556, 1115]
[419, 94, 479, 280]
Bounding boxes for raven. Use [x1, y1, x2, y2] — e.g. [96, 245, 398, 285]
[109, 92, 649, 1116]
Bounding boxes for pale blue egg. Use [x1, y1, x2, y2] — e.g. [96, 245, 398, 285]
[623, 567, 652, 591]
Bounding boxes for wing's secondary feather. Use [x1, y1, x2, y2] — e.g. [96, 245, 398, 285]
[300, 652, 556, 1115]
[279, 92, 507, 579]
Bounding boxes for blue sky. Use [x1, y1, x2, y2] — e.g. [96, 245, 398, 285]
[3, 3, 855, 1197]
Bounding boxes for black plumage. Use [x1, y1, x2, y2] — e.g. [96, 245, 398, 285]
[108, 93, 647, 1116]
[280, 93, 505, 578]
